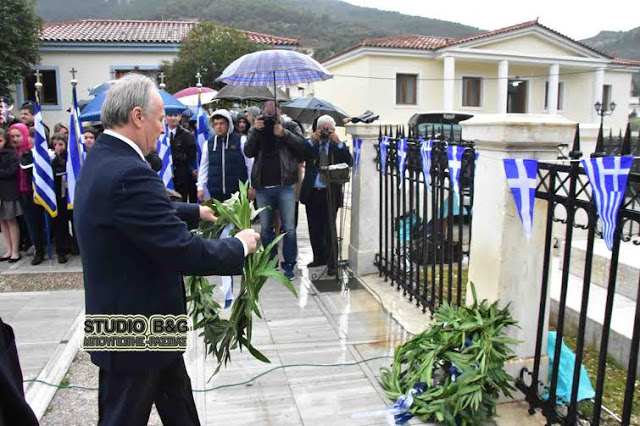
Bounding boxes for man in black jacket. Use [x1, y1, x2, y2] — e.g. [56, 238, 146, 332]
[74, 74, 260, 426]
[166, 113, 197, 202]
[244, 101, 306, 280]
[300, 115, 353, 275]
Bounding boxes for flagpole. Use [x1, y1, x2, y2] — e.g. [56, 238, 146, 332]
[34, 71, 54, 261]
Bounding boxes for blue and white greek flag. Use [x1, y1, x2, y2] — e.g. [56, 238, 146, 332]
[33, 94, 57, 217]
[353, 138, 363, 178]
[581, 156, 634, 250]
[504, 159, 538, 241]
[66, 85, 85, 209]
[220, 223, 235, 308]
[156, 121, 174, 190]
[397, 138, 408, 188]
[380, 136, 390, 176]
[447, 145, 465, 199]
[195, 95, 210, 168]
[420, 139, 433, 189]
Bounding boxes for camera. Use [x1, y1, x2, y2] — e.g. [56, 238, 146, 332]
[262, 115, 277, 126]
[320, 130, 330, 141]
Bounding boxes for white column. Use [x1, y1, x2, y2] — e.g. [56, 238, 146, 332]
[443, 56, 455, 111]
[592, 67, 605, 123]
[547, 63, 560, 114]
[497, 60, 509, 114]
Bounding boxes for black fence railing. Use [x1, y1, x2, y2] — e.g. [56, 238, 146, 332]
[374, 125, 476, 313]
[517, 125, 640, 425]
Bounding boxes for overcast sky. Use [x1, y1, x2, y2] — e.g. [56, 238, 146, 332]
[342, 0, 638, 40]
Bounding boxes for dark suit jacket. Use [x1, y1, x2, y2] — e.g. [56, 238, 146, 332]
[74, 132, 245, 374]
[170, 125, 197, 183]
[300, 140, 353, 208]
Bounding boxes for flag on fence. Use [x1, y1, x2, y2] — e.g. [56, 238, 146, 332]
[66, 85, 85, 209]
[156, 121, 174, 190]
[33, 94, 58, 217]
[380, 136, 389, 176]
[420, 139, 433, 189]
[447, 145, 465, 199]
[353, 138, 363, 178]
[581, 156, 634, 250]
[504, 159, 538, 241]
[397, 138, 408, 187]
[195, 94, 210, 168]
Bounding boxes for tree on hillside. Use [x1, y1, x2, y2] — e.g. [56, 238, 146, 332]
[162, 22, 262, 93]
[0, 0, 42, 95]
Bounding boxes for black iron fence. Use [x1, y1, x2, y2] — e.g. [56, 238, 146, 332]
[517, 126, 640, 425]
[374, 125, 476, 313]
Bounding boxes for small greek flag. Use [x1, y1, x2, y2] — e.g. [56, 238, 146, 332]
[156, 121, 174, 190]
[195, 94, 211, 168]
[380, 136, 390, 176]
[220, 223, 235, 308]
[504, 159, 538, 241]
[447, 145, 465, 199]
[33, 94, 57, 217]
[420, 139, 433, 189]
[66, 85, 85, 209]
[581, 156, 634, 250]
[397, 138, 408, 188]
[353, 138, 363, 178]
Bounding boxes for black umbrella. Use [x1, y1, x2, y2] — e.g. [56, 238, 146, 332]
[281, 96, 350, 126]
[214, 85, 291, 102]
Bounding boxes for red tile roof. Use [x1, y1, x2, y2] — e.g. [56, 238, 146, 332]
[41, 19, 299, 46]
[610, 57, 640, 66]
[323, 20, 626, 64]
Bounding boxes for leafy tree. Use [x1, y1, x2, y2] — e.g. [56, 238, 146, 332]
[0, 0, 42, 95]
[162, 22, 261, 93]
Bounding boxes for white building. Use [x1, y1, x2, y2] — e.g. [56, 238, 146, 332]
[12, 19, 299, 125]
[314, 19, 640, 131]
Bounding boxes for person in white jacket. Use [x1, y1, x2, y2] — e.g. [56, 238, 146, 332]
[196, 109, 254, 202]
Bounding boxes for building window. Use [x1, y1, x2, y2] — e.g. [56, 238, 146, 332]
[544, 81, 565, 110]
[396, 74, 417, 105]
[22, 70, 59, 105]
[602, 84, 613, 109]
[462, 77, 482, 107]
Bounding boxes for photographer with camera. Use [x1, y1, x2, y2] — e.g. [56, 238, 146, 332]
[300, 115, 352, 275]
[244, 101, 306, 280]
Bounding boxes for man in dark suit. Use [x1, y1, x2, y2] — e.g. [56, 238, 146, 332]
[74, 74, 260, 426]
[300, 115, 353, 275]
[166, 112, 197, 203]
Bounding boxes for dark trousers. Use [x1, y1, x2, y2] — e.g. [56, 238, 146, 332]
[306, 188, 338, 266]
[98, 356, 199, 426]
[19, 194, 45, 257]
[175, 173, 197, 203]
[52, 204, 72, 256]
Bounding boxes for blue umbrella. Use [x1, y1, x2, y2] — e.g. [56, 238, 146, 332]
[88, 81, 116, 96]
[79, 89, 188, 122]
[216, 49, 332, 104]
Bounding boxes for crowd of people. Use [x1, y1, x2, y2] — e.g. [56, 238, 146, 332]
[0, 83, 354, 279]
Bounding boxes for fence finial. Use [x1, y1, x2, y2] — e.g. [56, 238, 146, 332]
[570, 123, 582, 159]
[379, 125, 382, 139]
[593, 122, 604, 156]
[621, 122, 631, 155]
[449, 123, 454, 141]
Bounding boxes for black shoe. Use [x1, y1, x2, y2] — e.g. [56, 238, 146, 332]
[327, 267, 336, 276]
[70, 246, 79, 256]
[8, 255, 22, 263]
[0, 255, 10, 262]
[307, 259, 326, 268]
[31, 253, 44, 266]
[58, 254, 67, 264]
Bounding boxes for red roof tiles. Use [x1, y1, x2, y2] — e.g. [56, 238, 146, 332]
[41, 19, 299, 46]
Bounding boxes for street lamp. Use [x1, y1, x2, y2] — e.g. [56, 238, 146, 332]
[594, 100, 616, 127]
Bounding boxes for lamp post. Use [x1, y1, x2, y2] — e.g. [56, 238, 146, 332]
[594, 100, 616, 128]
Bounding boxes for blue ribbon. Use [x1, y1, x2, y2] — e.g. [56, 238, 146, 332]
[220, 223, 235, 308]
[353, 138, 363, 178]
[389, 382, 427, 425]
[380, 136, 389, 176]
[397, 138, 408, 188]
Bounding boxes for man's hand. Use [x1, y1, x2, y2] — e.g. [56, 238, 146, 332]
[199, 205, 217, 222]
[273, 123, 285, 137]
[197, 190, 205, 202]
[311, 130, 321, 144]
[254, 117, 265, 131]
[329, 131, 341, 144]
[235, 228, 260, 254]
[248, 188, 256, 201]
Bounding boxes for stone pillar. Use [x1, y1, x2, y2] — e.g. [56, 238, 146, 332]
[497, 60, 509, 114]
[592, 67, 605, 123]
[443, 56, 455, 111]
[462, 114, 576, 379]
[346, 123, 381, 276]
[547, 63, 560, 114]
